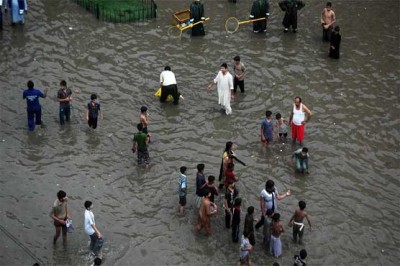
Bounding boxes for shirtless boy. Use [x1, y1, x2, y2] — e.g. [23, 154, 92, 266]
[288, 200, 312, 244]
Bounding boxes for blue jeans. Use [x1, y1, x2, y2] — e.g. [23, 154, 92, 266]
[59, 105, 71, 125]
[89, 233, 104, 256]
[296, 158, 309, 173]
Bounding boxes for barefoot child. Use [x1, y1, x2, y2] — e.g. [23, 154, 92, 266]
[261, 110, 274, 143]
[232, 197, 242, 243]
[194, 188, 217, 236]
[139, 106, 151, 142]
[243, 206, 255, 245]
[292, 147, 310, 174]
[178, 166, 188, 215]
[131, 123, 150, 166]
[288, 201, 311, 244]
[275, 113, 288, 141]
[270, 213, 284, 258]
[294, 249, 307, 266]
[238, 230, 253, 266]
[86, 94, 103, 129]
[224, 162, 238, 188]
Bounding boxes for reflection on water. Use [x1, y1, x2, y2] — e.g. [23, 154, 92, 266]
[0, 0, 399, 265]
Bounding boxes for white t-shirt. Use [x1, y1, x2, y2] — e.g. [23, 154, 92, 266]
[84, 209, 95, 236]
[260, 188, 278, 212]
[160, 70, 177, 86]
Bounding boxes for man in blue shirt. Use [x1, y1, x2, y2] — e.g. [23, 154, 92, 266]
[22, 80, 48, 131]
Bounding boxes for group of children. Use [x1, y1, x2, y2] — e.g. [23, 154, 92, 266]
[260, 110, 310, 174]
[176, 142, 312, 265]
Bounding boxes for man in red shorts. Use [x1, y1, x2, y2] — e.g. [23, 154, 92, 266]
[288, 96, 312, 145]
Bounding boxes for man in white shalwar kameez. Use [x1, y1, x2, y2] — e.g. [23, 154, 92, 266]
[207, 63, 234, 115]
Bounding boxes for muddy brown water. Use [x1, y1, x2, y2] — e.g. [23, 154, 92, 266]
[0, 0, 399, 265]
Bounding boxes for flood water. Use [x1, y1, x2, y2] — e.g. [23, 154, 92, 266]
[0, 0, 399, 265]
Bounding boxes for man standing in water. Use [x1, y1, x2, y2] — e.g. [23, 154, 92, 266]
[255, 180, 291, 245]
[249, 0, 269, 33]
[57, 80, 72, 125]
[207, 63, 234, 115]
[321, 2, 336, 42]
[50, 190, 70, 245]
[288, 96, 312, 146]
[23, 80, 48, 131]
[189, 0, 205, 36]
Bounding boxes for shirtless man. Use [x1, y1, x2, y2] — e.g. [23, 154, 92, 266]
[288, 200, 312, 244]
[321, 2, 336, 42]
[288, 96, 312, 146]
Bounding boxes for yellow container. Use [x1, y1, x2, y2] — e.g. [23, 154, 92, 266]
[172, 9, 190, 25]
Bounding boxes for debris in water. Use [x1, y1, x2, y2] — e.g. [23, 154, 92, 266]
[69, 27, 73, 30]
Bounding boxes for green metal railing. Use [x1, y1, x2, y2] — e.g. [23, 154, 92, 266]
[75, 0, 157, 23]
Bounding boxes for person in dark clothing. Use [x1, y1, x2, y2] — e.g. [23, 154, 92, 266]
[329, 26, 341, 59]
[243, 206, 256, 245]
[223, 180, 239, 229]
[86, 94, 103, 129]
[279, 0, 305, 33]
[231, 197, 242, 242]
[190, 0, 205, 36]
[249, 0, 269, 33]
[22, 80, 48, 131]
[294, 249, 307, 266]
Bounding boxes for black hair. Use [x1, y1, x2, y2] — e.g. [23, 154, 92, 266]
[60, 80, 67, 87]
[265, 180, 275, 191]
[220, 63, 228, 69]
[91, 94, 97, 101]
[84, 200, 93, 209]
[266, 110, 272, 117]
[197, 163, 205, 172]
[300, 249, 307, 259]
[33, 263, 40, 266]
[180, 166, 187, 174]
[272, 212, 280, 221]
[224, 141, 233, 152]
[94, 257, 102, 265]
[275, 113, 282, 120]
[140, 106, 148, 113]
[243, 230, 250, 238]
[227, 162, 234, 170]
[202, 187, 211, 197]
[27, 80, 34, 89]
[57, 190, 66, 200]
[234, 197, 242, 206]
[164, 66, 171, 71]
[272, 263, 280, 266]
[302, 147, 308, 153]
[326, 2, 332, 7]
[208, 175, 215, 182]
[233, 55, 240, 61]
[295, 96, 302, 103]
[137, 123, 143, 131]
[334, 25, 340, 32]
[299, 200, 306, 210]
[247, 206, 254, 214]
